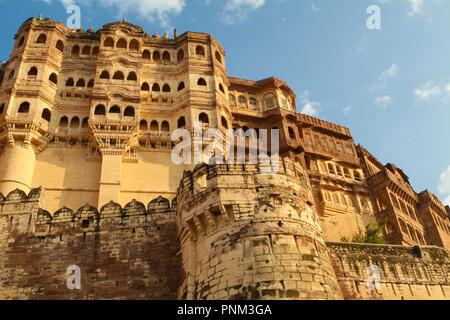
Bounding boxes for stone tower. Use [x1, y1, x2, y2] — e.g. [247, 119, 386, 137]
[176, 159, 343, 300]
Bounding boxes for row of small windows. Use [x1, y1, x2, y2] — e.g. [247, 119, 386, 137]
[397, 218, 426, 245]
[103, 38, 140, 51]
[59, 116, 89, 129]
[99, 71, 138, 81]
[318, 161, 362, 181]
[25, 67, 58, 85]
[66, 78, 95, 88]
[389, 192, 418, 221]
[323, 191, 370, 211]
[139, 120, 170, 132]
[15, 102, 52, 122]
[93, 105, 135, 117]
[230, 94, 259, 107]
[71, 45, 99, 57]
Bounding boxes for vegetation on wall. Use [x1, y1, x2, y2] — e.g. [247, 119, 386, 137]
[341, 219, 388, 244]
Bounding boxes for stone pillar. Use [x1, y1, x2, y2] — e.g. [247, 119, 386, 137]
[0, 143, 36, 195]
[98, 153, 122, 207]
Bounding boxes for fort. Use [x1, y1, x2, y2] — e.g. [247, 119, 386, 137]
[0, 16, 448, 300]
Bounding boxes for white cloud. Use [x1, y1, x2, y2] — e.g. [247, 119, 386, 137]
[443, 195, 450, 206]
[374, 96, 392, 109]
[343, 105, 351, 115]
[439, 166, 450, 206]
[374, 64, 399, 89]
[414, 81, 441, 100]
[300, 90, 320, 116]
[311, 3, 321, 12]
[42, 0, 185, 28]
[408, 0, 424, 16]
[221, 0, 265, 24]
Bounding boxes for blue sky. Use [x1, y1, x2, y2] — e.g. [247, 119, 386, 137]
[1, 0, 449, 205]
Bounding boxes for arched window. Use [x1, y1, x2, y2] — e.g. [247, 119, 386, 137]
[129, 39, 139, 51]
[288, 127, 296, 139]
[354, 171, 361, 181]
[219, 84, 225, 94]
[238, 95, 247, 107]
[70, 116, 80, 129]
[81, 117, 89, 128]
[56, 40, 64, 53]
[139, 120, 148, 130]
[177, 49, 184, 62]
[109, 105, 120, 114]
[81, 46, 90, 55]
[113, 71, 124, 80]
[94, 104, 106, 115]
[59, 116, 68, 127]
[36, 33, 47, 44]
[199, 112, 209, 124]
[127, 72, 137, 81]
[196, 45, 205, 56]
[0, 104, 5, 114]
[66, 78, 74, 86]
[8, 70, 15, 79]
[215, 51, 222, 63]
[177, 82, 185, 91]
[142, 50, 151, 60]
[229, 93, 236, 104]
[17, 37, 25, 48]
[76, 79, 85, 87]
[162, 51, 171, 62]
[150, 120, 159, 132]
[152, 83, 161, 92]
[153, 51, 161, 61]
[161, 121, 170, 132]
[100, 70, 110, 79]
[92, 46, 99, 56]
[18, 102, 30, 113]
[177, 117, 186, 129]
[41, 108, 51, 122]
[141, 82, 150, 91]
[116, 38, 127, 49]
[162, 84, 171, 92]
[124, 106, 135, 117]
[87, 79, 94, 88]
[221, 117, 228, 129]
[49, 73, 58, 85]
[28, 67, 38, 76]
[71, 45, 80, 57]
[249, 97, 258, 107]
[104, 37, 114, 48]
[197, 78, 207, 86]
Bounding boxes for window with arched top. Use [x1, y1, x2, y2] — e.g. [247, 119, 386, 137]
[66, 78, 74, 86]
[28, 67, 38, 77]
[177, 82, 185, 91]
[139, 120, 148, 130]
[76, 79, 85, 87]
[150, 120, 159, 132]
[153, 51, 161, 61]
[94, 104, 106, 115]
[17, 37, 25, 48]
[71, 45, 80, 57]
[113, 71, 124, 80]
[36, 33, 47, 44]
[116, 38, 127, 49]
[229, 93, 235, 104]
[177, 116, 186, 129]
[81, 117, 89, 128]
[197, 78, 207, 86]
[81, 46, 90, 55]
[56, 40, 64, 53]
[221, 117, 228, 129]
[87, 79, 94, 88]
[161, 121, 170, 132]
[0, 103, 5, 115]
[196, 45, 205, 56]
[129, 39, 139, 51]
[238, 95, 247, 107]
[249, 97, 258, 107]
[92, 46, 99, 56]
[162, 51, 171, 62]
[152, 83, 161, 92]
[127, 72, 137, 81]
[109, 106, 120, 114]
[141, 82, 150, 91]
[70, 116, 80, 129]
[104, 37, 114, 48]
[354, 171, 361, 181]
[177, 49, 184, 62]
[41, 108, 51, 122]
[8, 70, 14, 79]
[100, 70, 110, 79]
[18, 102, 30, 113]
[59, 116, 68, 127]
[219, 84, 225, 94]
[215, 51, 222, 63]
[49, 73, 58, 85]
[162, 84, 171, 92]
[199, 112, 209, 124]
[288, 127, 296, 139]
[124, 106, 135, 117]
[142, 50, 151, 60]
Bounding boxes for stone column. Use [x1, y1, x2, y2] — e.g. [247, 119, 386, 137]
[98, 153, 122, 207]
